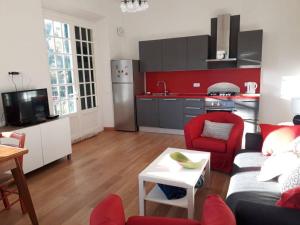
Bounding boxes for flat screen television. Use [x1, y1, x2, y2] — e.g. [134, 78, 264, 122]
[2, 88, 50, 126]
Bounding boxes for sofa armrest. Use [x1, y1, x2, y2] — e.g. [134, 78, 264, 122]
[127, 216, 201, 225]
[235, 201, 300, 225]
[245, 133, 263, 152]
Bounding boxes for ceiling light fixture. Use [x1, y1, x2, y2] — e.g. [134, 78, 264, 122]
[120, 0, 149, 13]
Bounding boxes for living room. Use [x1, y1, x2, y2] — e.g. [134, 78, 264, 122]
[0, 0, 299, 225]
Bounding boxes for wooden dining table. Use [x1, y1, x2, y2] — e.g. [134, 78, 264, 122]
[0, 144, 39, 225]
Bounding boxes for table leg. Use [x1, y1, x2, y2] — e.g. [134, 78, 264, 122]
[206, 157, 211, 188]
[11, 159, 39, 225]
[187, 187, 195, 219]
[138, 179, 146, 216]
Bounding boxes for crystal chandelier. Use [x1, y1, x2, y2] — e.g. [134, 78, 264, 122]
[120, 0, 149, 13]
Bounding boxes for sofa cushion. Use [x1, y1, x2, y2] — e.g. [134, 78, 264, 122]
[276, 186, 300, 210]
[192, 137, 226, 153]
[201, 120, 234, 141]
[260, 124, 300, 156]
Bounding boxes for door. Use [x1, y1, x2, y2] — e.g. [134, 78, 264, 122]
[187, 35, 209, 70]
[159, 99, 183, 129]
[163, 38, 187, 71]
[136, 98, 159, 127]
[139, 40, 163, 72]
[113, 83, 137, 131]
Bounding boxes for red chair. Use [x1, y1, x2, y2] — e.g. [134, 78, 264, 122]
[184, 112, 244, 174]
[0, 132, 26, 213]
[90, 194, 236, 225]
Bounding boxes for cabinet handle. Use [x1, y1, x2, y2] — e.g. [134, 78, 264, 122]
[163, 99, 177, 101]
[185, 115, 197, 118]
[185, 107, 201, 110]
[140, 98, 153, 101]
[185, 99, 203, 101]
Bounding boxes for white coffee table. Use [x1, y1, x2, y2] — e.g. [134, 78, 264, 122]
[138, 147, 210, 219]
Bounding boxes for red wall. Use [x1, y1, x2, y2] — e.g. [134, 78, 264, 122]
[146, 68, 261, 94]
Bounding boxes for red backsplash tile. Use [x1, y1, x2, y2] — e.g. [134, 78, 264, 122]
[146, 68, 261, 94]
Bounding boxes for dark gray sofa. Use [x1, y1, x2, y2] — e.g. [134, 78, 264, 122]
[226, 133, 300, 225]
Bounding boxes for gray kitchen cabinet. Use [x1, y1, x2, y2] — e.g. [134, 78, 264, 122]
[237, 30, 263, 68]
[163, 38, 187, 71]
[136, 98, 159, 127]
[183, 99, 205, 125]
[187, 35, 210, 70]
[139, 40, 163, 72]
[159, 99, 184, 129]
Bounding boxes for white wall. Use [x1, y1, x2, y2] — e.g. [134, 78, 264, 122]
[105, 0, 300, 124]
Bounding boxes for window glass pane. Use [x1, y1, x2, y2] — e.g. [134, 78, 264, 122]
[84, 70, 90, 82]
[88, 43, 92, 55]
[90, 57, 93, 68]
[52, 87, 59, 97]
[60, 86, 66, 99]
[91, 70, 94, 81]
[80, 84, 85, 96]
[83, 56, 89, 68]
[93, 96, 96, 107]
[55, 38, 63, 53]
[67, 86, 74, 97]
[86, 84, 91, 95]
[81, 98, 86, 110]
[77, 56, 82, 68]
[66, 70, 73, 83]
[87, 29, 92, 41]
[50, 71, 57, 84]
[92, 83, 95, 94]
[81, 28, 87, 40]
[82, 42, 88, 55]
[61, 101, 68, 115]
[48, 53, 55, 68]
[69, 99, 76, 113]
[53, 101, 61, 115]
[53, 21, 62, 37]
[63, 24, 69, 38]
[64, 55, 72, 69]
[75, 26, 80, 39]
[87, 96, 92, 108]
[76, 41, 81, 54]
[57, 71, 65, 84]
[47, 37, 55, 53]
[64, 40, 71, 54]
[55, 55, 64, 69]
[79, 70, 83, 82]
[44, 19, 53, 37]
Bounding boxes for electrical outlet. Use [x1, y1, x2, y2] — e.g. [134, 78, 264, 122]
[193, 83, 200, 88]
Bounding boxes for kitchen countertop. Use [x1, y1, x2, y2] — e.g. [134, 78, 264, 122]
[136, 93, 260, 100]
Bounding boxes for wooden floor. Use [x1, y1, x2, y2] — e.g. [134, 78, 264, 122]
[0, 131, 229, 225]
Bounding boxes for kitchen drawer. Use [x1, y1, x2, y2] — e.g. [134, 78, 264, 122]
[183, 98, 205, 107]
[183, 114, 198, 125]
[184, 106, 205, 115]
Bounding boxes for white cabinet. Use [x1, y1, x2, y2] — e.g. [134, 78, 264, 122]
[40, 118, 72, 165]
[13, 117, 72, 174]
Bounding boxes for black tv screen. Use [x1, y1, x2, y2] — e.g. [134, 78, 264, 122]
[2, 88, 50, 126]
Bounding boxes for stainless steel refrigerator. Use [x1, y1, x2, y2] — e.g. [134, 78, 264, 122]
[111, 60, 144, 131]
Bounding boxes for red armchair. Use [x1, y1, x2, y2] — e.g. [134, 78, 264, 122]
[90, 194, 236, 225]
[184, 112, 244, 174]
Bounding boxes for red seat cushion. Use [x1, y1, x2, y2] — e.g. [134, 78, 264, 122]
[260, 124, 300, 155]
[201, 195, 236, 225]
[276, 186, 300, 210]
[192, 137, 227, 153]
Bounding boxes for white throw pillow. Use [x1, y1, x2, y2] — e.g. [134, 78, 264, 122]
[278, 163, 300, 193]
[257, 152, 299, 182]
[201, 120, 234, 141]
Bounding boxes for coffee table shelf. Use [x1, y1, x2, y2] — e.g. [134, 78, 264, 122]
[145, 184, 188, 208]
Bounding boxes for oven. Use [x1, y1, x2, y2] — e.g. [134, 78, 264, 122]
[205, 99, 236, 113]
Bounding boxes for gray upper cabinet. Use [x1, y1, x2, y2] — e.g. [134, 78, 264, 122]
[139, 40, 163, 72]
[187, 35, 209, 70]
[136, 98, 159, 127]
[162, 38, 187, 71]
[237, 30, 263, 68]
[159, 99, 183, 129]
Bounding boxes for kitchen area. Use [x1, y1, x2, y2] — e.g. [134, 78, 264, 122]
[111, 14, 263, 138]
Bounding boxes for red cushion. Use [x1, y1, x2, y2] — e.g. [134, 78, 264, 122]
[127, 216, 201, 225]
[260, 124, 300, 155]
[192, 137, 227, 153]
[276, 186, 300, 210]
[201, 195, 236, 225]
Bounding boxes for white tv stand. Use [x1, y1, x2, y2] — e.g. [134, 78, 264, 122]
[0, 117, 72, 174]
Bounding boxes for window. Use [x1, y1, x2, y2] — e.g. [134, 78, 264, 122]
[75, 26, 96, 110]
[44, 19, 76, 115]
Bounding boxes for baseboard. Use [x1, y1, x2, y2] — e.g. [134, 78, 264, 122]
[139, 127, 184, 135]
[104, 127, 115, 131]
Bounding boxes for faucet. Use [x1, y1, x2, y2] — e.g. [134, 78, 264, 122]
[156, 80, 168, 96]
